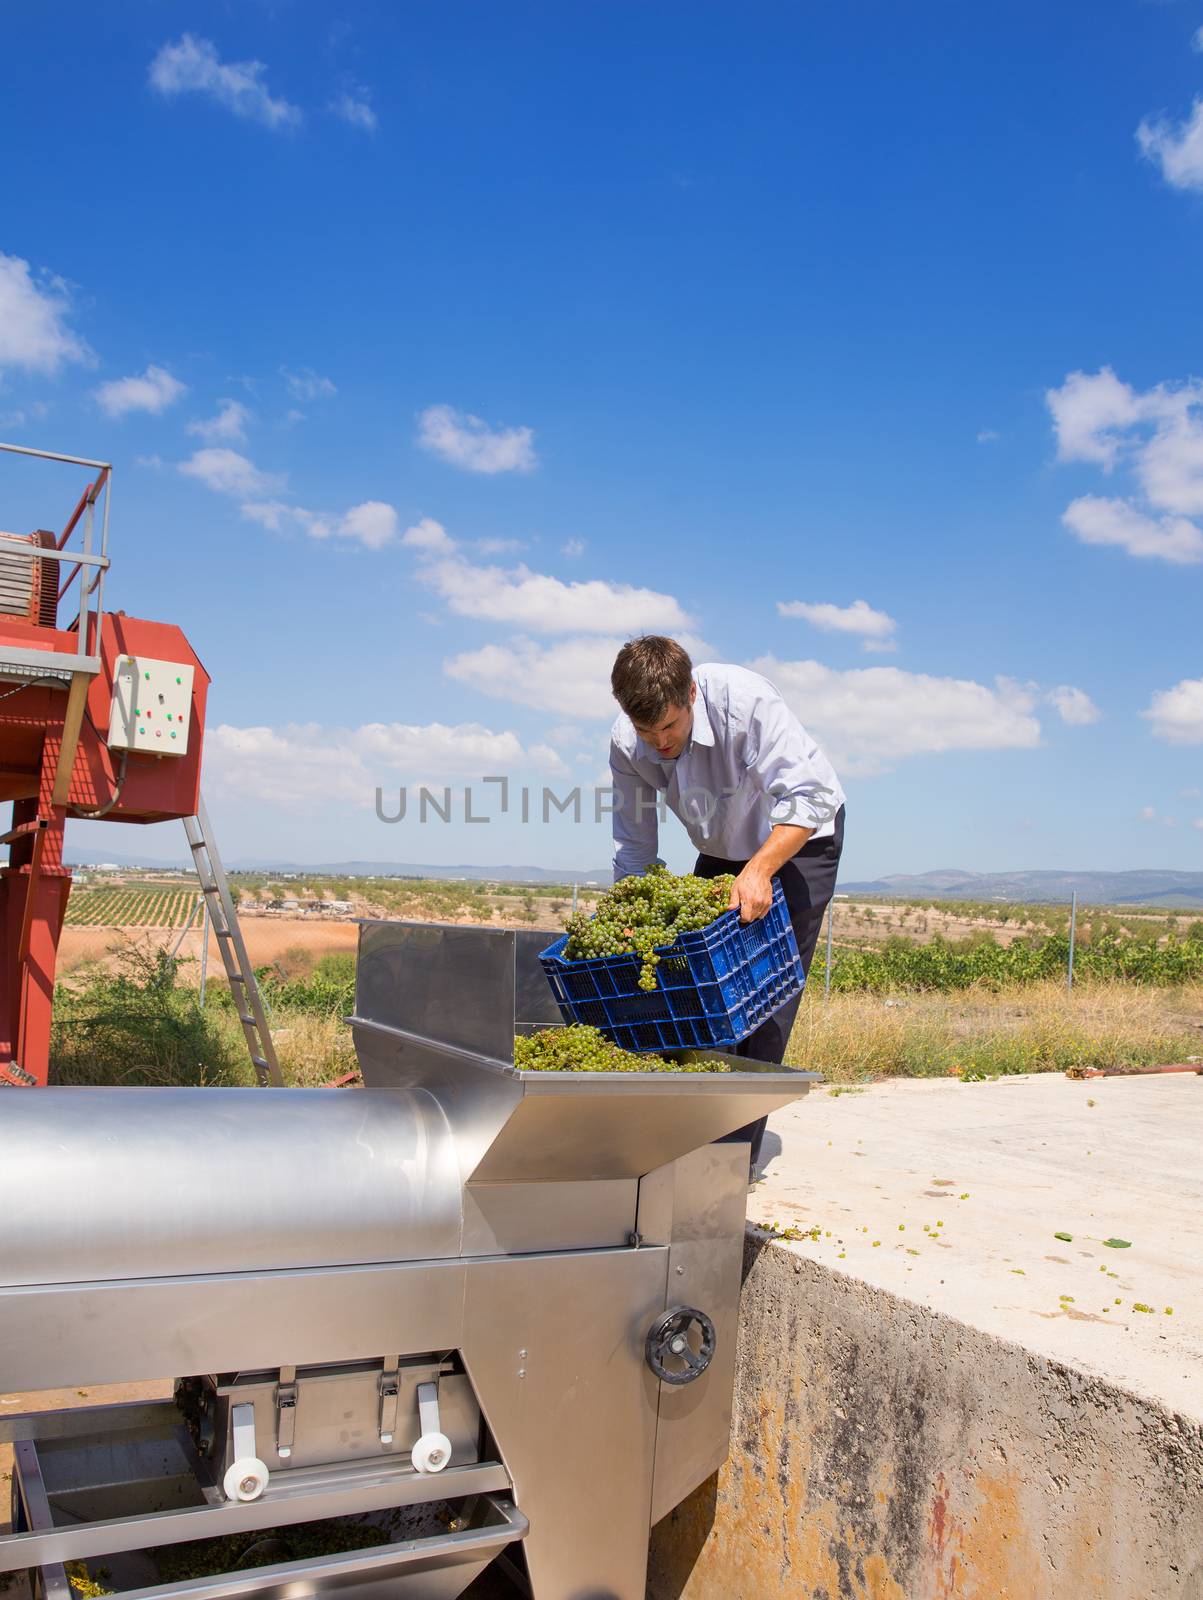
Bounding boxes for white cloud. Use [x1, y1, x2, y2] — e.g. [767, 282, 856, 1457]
[474, 537, 526, 555]
[179, 448, 282, 497]
[330, 87, 377, 131]
[417, 404, 536, 474]
[1061, 496, 1203, 565]
[402, 517, 456, 554]
[404, 521, 690, 635]
[1139, 417, 1203, 516]
[425, 558, 690, 635]
[748, 656, 1043, 776]
[976, 429, 999, 444]
[1047, 368, 1203, 563]
[149, 34, 300, 130]
[95, 365, 186, 419]
[446, 637, 621, 719]
[187, 398, 250, 443]
[1193, 27, 1203, 53]
[0, 253, 90, 376]
[282, 366, 336, 401]
[1191, 818, 1203, 831]
[445, 644, 1047, 782]
[529, 743, 570, 777]
[777, 598, 898, 652]
[563, 538, 586, 557]
[205, 720, 530, 809]
[1143, 678, 1203, 745]
[1045, 685, 1101, 726]
[241, 499, 398, 549]
[1139, 804, 1179, 828]
[404, 520, 690, 634]
[332, 501, 398, 550]
[1138, 97, 1203, 192]
[1045, 368, 1197, 469]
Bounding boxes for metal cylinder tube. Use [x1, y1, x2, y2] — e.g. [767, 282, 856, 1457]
[0, 1088, 463, 1286]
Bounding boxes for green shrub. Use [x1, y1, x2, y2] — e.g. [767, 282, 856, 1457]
[50, 945, 245, 1086]
[811, 931, 1203, 993]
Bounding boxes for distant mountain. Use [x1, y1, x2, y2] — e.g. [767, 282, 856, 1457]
[59, 851, 1203, 905]
[63, 848, 612, 885]
[837, 868, 1203, 908]
[225, 859, 615, 885]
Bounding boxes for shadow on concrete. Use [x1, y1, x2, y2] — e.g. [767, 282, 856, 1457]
[646, 1471, 720, 1599]
[755, 1129, 783, 1179]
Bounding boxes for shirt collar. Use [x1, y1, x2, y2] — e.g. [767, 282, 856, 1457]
[686, 677, 715, 749]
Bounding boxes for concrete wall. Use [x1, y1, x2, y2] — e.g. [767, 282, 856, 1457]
[647, 1235, 1203, 1600]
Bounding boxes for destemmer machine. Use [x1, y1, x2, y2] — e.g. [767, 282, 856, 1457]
[0, 922, 816, 1600]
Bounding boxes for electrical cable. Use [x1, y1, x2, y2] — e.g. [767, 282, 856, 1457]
[74, 748, 129, 819]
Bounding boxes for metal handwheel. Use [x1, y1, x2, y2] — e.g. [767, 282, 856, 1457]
[645, 1306, 717, 1385]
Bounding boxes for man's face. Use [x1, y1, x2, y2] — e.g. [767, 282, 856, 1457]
[634, 684, 696, 760]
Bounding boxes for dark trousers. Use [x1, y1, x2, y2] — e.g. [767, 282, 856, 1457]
[696, 805, 845, 1172]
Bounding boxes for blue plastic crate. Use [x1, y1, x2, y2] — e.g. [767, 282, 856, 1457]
[538, 877, 805, 1052]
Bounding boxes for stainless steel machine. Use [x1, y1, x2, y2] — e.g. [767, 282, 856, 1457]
[0, 923, 816, 1600]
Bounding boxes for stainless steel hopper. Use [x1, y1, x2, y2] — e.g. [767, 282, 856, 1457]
[1, 918, 817, 1600]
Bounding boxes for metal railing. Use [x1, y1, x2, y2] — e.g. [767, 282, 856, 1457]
[0, 441, 112, 680]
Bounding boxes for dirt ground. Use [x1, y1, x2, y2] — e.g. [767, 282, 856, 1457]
[57, 920, 364, 977]
[58, 910, 569, 980]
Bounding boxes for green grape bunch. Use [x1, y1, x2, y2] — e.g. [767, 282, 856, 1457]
[563, 865, 736, 990]
[514, 1025, 729, 1074]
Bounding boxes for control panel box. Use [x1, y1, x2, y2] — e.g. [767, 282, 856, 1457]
[108, 654, 194, 756]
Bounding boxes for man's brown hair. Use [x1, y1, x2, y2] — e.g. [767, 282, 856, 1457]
[611, 635, 694, 726]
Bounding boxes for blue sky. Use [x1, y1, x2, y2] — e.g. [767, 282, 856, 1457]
[2, 1, 1201, 878]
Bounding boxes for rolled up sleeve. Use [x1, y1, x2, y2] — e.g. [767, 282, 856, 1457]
[746, 693, 844, 832]
[609, 742, 665, 881]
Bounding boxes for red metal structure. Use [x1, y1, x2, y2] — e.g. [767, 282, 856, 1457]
[0, 443, 209, 1087]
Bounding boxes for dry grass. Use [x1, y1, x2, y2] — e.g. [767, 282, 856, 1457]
[265, 1013, 358, 1087]
[784, 979, 1203, 1084]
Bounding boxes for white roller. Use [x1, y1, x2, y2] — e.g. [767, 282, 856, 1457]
[410, 1381, 452, 1474]
[224, 1403, 270, 1502]
[411, 1431, 452, 1474]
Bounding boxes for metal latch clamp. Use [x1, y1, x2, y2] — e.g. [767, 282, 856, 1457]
[378, 1356, 400, 1446]
[275, 1365, 297, 1460]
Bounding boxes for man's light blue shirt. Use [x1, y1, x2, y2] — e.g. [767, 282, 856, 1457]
[608, 662, 845, 882]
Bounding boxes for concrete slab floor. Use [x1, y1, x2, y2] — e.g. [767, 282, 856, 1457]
[748, 1069, 1203, 1420]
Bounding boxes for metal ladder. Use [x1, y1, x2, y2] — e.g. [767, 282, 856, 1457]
[183, 792, 283, 1088]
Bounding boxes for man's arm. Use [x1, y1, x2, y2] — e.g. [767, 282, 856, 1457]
[729, 688, 843, 921]
[728, 822, 812, 921]
[610, 742, 664, 882]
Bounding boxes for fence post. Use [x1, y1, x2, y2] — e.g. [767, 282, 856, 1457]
[824, 898, 834, 1001]
[199, 900, 210, 1009]
[571, 881, 578, 915]
[1067, 890, 1077, 993]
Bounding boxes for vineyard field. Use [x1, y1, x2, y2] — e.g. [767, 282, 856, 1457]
[65, 887, 201, 928]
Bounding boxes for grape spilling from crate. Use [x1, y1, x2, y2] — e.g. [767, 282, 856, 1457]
[540, 866, 803, 1054]
[563, 865, 736, 991]
[514, 1023, 730, 1073]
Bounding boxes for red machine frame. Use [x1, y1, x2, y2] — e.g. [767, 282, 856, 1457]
[0, 445, 210, 1087]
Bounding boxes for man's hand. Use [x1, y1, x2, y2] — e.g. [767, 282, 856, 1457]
[728, 864, 774, 923]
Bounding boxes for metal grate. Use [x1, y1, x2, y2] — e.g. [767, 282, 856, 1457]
[0, 532, 36, 618]
[0, 531, 57, 626]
